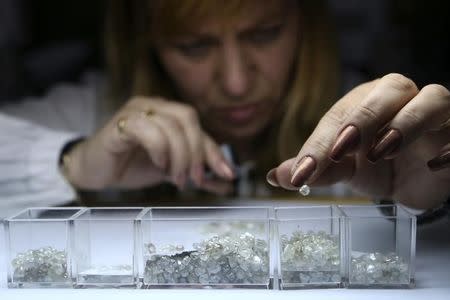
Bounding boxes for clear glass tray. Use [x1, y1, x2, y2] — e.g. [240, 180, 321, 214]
[2, 205, 416, 289]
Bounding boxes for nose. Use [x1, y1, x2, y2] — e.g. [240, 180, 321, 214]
[220, 42, 250, 99]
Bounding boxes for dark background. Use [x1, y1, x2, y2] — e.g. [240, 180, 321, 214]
[1, 0, 449, 103]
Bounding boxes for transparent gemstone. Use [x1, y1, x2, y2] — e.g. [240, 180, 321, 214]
[146, 243, 156, 254]
[299, 184, 310, 196]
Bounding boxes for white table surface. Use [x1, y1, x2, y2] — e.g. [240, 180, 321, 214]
[1, 201, 449, 300]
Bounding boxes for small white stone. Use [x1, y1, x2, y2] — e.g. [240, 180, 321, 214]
[299, 184, 310, 196]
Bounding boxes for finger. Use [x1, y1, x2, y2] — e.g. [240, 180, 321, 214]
[127, 97, 205, 185]
[147, 114, 191, 187]
[118, 102, 192, 186]
[266, 158, 298, 190]
[329, 73, 419, 162]
[111, 110, 170, 171]
[163, 104, 204, 185]
[428, 143, 450, 171]
[284, 74, 416, 188]
[198, 178, 234, 196]
[204, 134, 235, 180]
[99, 106, 142, 154]
[311, 157, 355, 186]
[285, 80, 376, 188]
[367, 84, 450, 162]
[267, 157, 355, 189]
[115, 150, 169, 188]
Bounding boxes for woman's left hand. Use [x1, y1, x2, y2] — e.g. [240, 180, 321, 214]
[267, 73, 450, 209]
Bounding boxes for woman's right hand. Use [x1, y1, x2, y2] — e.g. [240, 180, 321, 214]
[64, 97, 235, 195]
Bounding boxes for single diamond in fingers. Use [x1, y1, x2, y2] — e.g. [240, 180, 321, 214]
[299, 184, 310, 196]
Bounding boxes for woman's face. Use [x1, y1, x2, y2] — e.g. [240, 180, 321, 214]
[155, 0, 300, 141]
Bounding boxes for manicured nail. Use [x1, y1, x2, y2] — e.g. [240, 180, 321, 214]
[220, 161, 235, 179]
[329, 125, 360, 162]
[290, 156, 316, 187]
[290, 157, 303, 176]
[427, 150, 450, 171]
[266, 168, 279, 187]
[367, 129, 403, 163]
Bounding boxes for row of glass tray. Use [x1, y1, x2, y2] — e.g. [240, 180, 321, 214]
[1, 205, 416, 289]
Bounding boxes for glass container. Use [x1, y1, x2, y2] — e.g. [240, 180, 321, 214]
[1, 218, 6, 288]
[5, 208, 83, 288]
[139, 207, 272, 289]
[72, 207, 145, 288]
[275, 206, 345, 289]
[339, 204, 416, 288]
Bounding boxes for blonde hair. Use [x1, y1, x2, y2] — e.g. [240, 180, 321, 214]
[105, 0, 339, 180]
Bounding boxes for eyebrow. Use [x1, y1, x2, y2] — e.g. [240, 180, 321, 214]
[240, 8, 287, 30]
[172, 11, 286, 42]
[162, 1, 292, 45]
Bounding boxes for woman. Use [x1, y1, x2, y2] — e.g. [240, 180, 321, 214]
[61, 0, 339, 197]
[1, 0, 449, 216]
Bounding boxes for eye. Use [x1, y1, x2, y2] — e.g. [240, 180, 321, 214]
[176, 39, 214, 58]
[245, 24, 283, 45]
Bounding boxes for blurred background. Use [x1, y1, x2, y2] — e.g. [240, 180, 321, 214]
[0, 0, 449, 103]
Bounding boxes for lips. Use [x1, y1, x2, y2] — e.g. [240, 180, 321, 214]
[218, 103, 260, 124]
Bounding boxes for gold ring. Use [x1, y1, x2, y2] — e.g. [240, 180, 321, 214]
[117, 118, 127, 134]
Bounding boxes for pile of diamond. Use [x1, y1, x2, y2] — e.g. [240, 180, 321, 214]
[12, 247, 68, 282]
[144, 232, 269, 285]
[280, 230, 340, 284]
[351, 252, 409, 284]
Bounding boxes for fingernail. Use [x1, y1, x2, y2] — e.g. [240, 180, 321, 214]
[329, 125, 360, 162]
[266, 168, 279, 187]
[290, 156, 316, 187]
[427, 150, 450, 171]
[220, 161, 235, 179]
[290, 157, 302, 176]
[367, 129, 403, 163]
